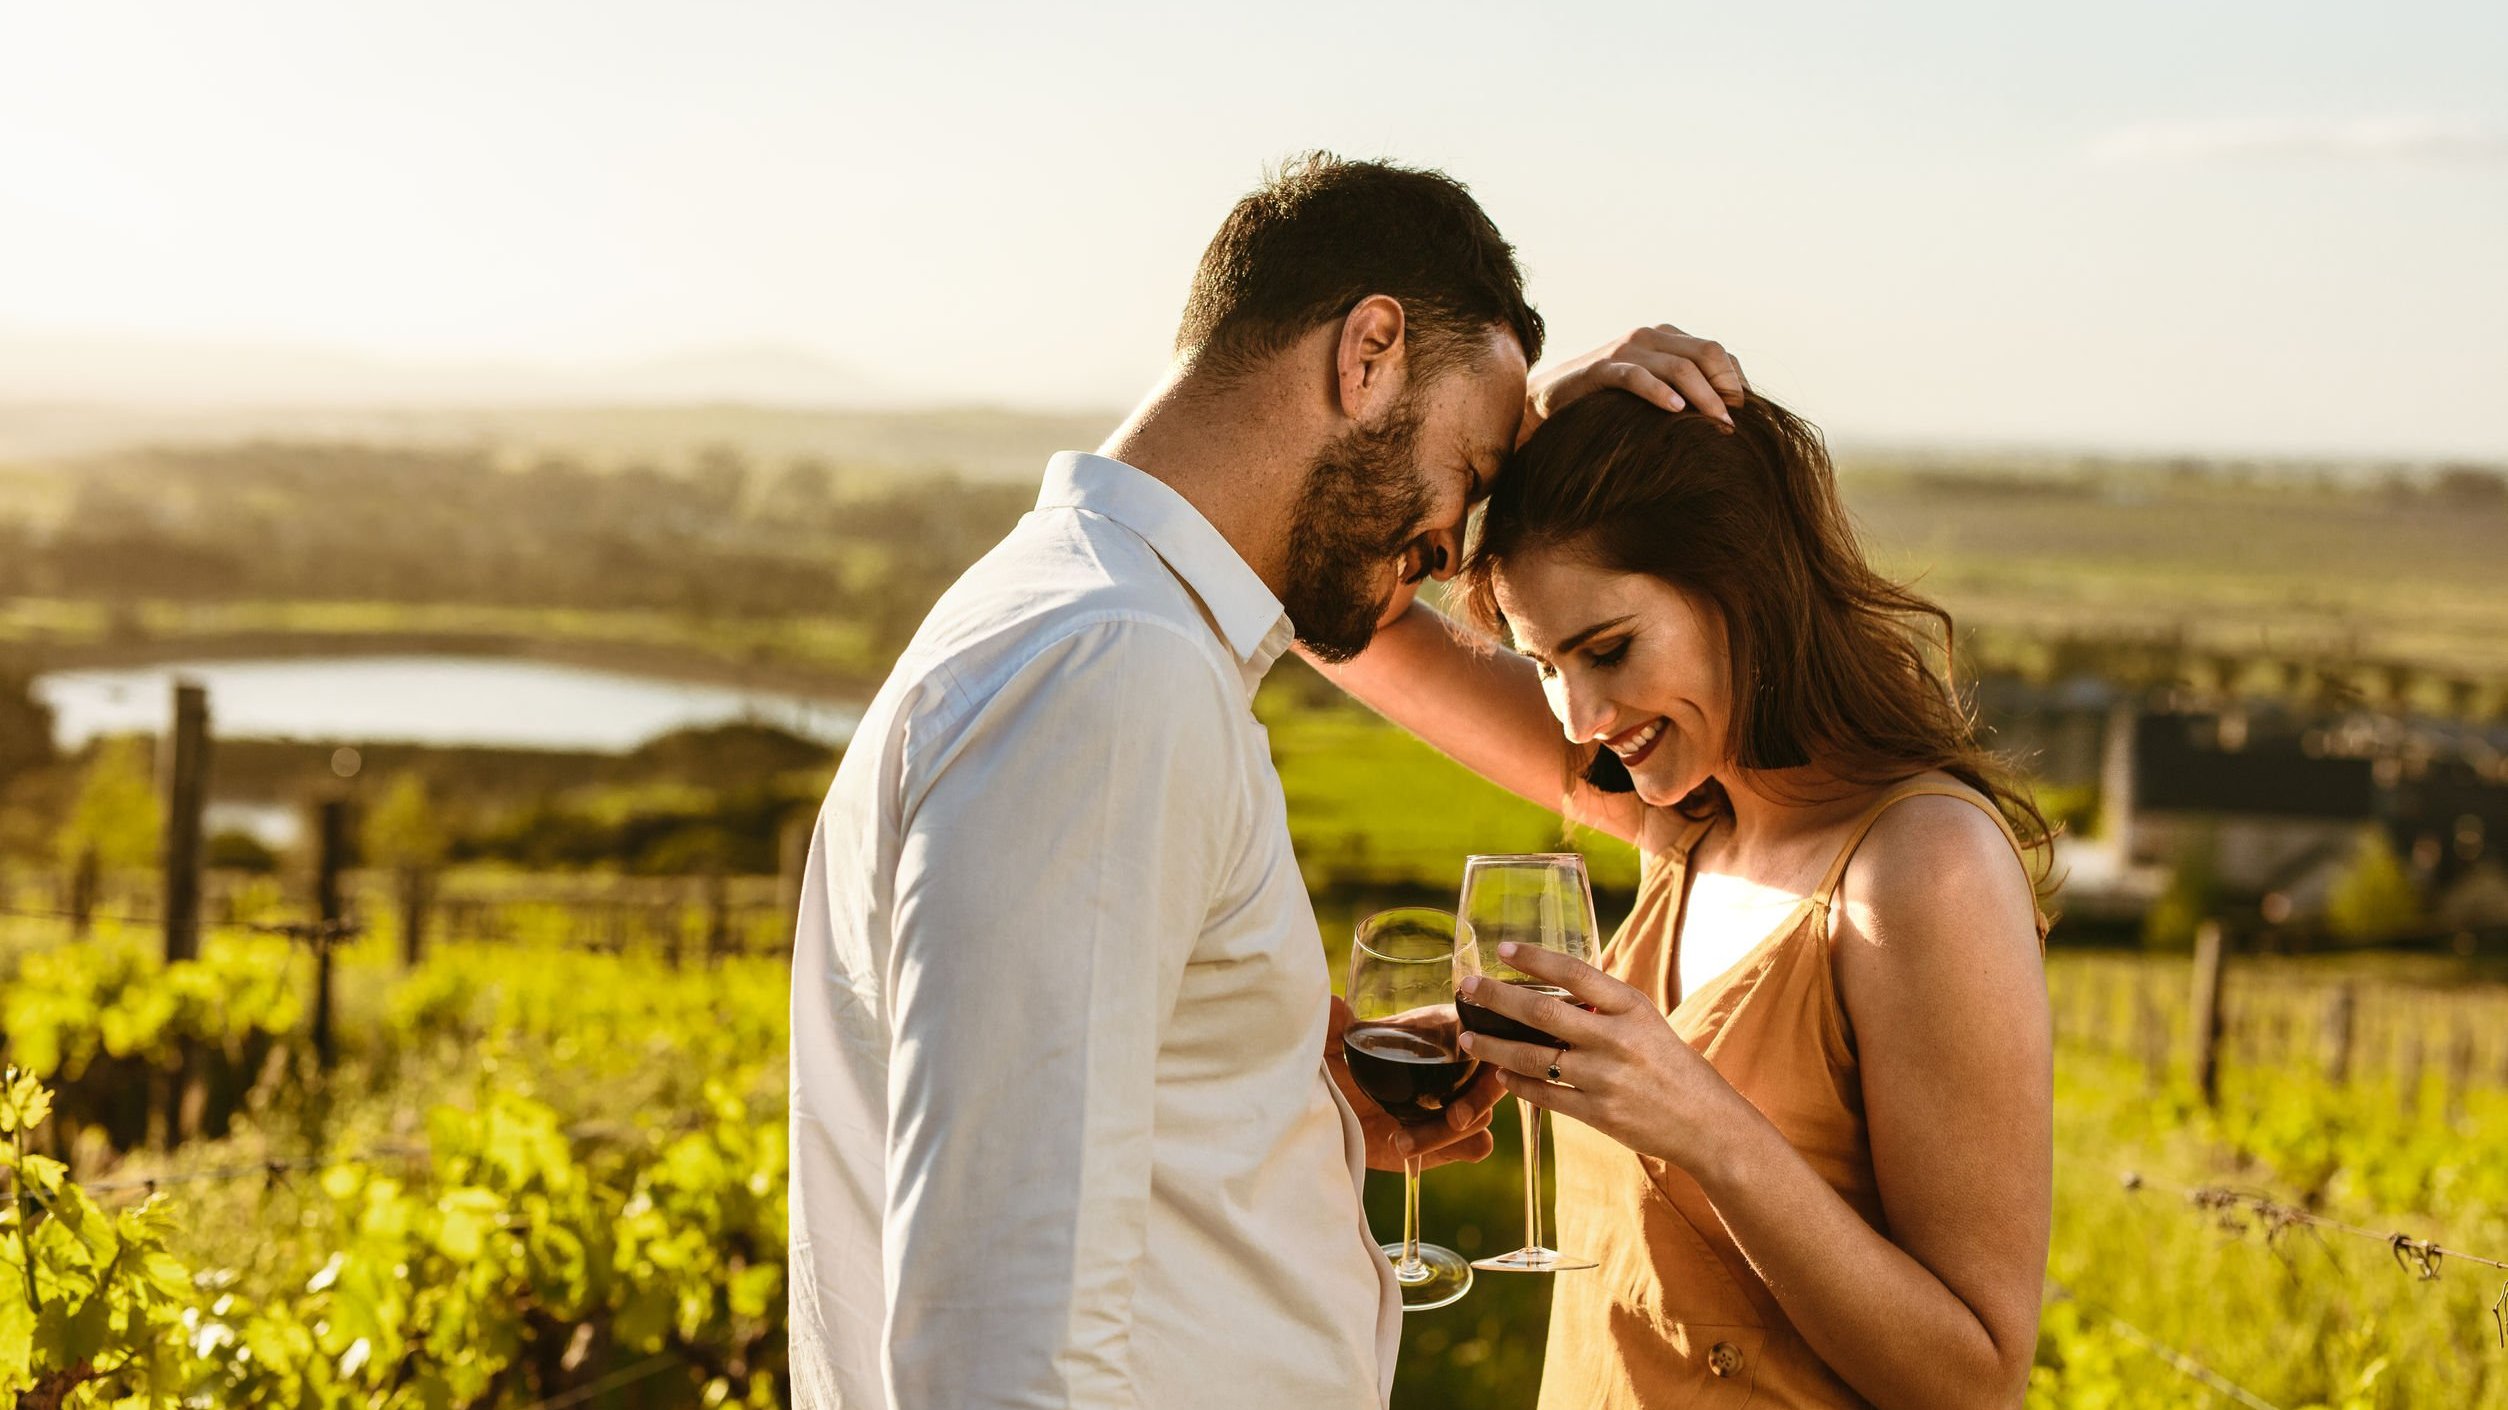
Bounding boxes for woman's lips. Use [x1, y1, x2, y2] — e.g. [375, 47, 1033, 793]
[1604, 716, 1668, 771]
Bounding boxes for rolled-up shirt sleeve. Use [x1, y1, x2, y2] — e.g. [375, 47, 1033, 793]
[881, 618, 1242, 1409]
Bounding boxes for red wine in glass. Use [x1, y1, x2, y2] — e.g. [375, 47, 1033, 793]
[1343, 1021, 1479, 1125]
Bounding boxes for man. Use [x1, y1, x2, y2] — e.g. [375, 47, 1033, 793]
[789, 152, 1743, 1409]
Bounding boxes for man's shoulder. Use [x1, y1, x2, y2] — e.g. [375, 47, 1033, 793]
[885, 510, 1238, 734]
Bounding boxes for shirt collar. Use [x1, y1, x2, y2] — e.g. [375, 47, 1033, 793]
[1036, 451, 1293, 678]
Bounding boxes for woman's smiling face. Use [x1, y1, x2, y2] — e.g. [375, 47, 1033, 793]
[1492, 546, 1733, 808]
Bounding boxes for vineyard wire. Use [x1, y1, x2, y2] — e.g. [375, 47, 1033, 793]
[2119, 1169, 2508, 1348]
[2042, 1278, 2287, 1410]
[514, 1352, 684, 1410]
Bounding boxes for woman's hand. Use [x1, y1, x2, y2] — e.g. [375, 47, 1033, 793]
[1522, 325, 1748, 445]
[1457, 942, 1760, 1176]
[1327, 996, 1506, 1172]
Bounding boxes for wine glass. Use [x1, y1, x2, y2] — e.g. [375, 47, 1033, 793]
[1345, 908, 1479, 1311]
[1455, 852, 1600, 1274]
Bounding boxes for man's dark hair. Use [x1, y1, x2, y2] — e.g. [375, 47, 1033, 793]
[1175, 152, 1544, 385]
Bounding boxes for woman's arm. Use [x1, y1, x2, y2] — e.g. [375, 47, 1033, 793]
[1305, 598, 1644, 843]
[1763, 795, 2051, 1406]
[1455, 797, 2049, 1410]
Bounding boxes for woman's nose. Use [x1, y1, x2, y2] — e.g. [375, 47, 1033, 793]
[1544, 674, 1614, 744]
[1417, 525, 1464, 583]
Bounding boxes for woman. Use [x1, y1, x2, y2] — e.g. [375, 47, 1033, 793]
[1319, 387, 2053, 1408]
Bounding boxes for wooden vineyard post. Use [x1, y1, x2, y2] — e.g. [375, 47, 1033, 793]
[2321, 984, 2356, 1085]
[2189, 921, 2228, 1107]
[162, 680, 210, 964]
[398, 866, 431, 969]
[67, 845, 97, 938]
[2396, 1030, 2425, 1119]
[313, 797, 348, 1074]
[706, 868, 731, 964]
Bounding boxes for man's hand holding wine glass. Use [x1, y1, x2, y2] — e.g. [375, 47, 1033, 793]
[1325, 994, 1505, 1171]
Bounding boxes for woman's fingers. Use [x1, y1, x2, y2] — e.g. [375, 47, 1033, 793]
[1488, 941, 1641, 1016]
[1457, 1026, 1566, 1081]
[1652, 355, 1735, 429]
[1649, 324, 1748, 406]
[1602, 360, 1684, 413]
[1457, 971, 1598, 1045]
[1494, 1068, 1601, 1123]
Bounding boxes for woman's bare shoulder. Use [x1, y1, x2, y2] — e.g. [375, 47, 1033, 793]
[1832, 776, 2036, 959]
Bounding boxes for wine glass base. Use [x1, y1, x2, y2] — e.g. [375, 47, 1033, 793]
[1471, 1245, 1597, 1274]
[1381, 1241, 1474, 1311]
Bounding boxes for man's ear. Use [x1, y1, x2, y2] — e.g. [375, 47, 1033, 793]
[1334, 294, 1408, 423]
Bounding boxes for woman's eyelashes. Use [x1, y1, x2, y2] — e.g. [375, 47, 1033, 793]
[1529, 637, 1631, 679]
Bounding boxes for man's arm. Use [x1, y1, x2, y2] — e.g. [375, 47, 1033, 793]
[883, 620, 1240, 1409]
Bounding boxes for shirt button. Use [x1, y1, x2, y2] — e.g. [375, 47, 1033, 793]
[1708, 1342, 1744, 1377]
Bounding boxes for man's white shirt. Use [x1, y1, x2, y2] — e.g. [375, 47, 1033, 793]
[788, 451, 1401, 1408]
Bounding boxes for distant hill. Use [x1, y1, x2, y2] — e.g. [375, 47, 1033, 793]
[0, 400, 1121, 481]
[0, 328, 1122, 479]
[0, 330, 895, 409]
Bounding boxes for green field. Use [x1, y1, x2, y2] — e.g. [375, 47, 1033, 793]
[7, 893, 2505, 1407]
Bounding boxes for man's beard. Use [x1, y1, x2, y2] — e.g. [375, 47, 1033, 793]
[1282, 398, 1435, 664]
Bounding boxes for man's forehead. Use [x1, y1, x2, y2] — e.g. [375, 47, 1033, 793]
[1477, 328, 1531, 440]
[1427, 331, 1529, 446]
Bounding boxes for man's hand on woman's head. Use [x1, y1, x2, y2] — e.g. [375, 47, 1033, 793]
[1522, 325, 1750, 445]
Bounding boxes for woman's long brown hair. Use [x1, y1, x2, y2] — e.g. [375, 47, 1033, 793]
[1456, 389, 2055, 900]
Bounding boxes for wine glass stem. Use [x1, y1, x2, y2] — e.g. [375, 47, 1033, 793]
[1398, 1152, 1426, 1278]
[1519, 1098, 1545, 1252]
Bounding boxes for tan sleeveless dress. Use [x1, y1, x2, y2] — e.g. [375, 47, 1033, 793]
[1537, 778, 2040, 1410]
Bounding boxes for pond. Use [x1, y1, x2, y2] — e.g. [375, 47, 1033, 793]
[33, 654, 862, 754]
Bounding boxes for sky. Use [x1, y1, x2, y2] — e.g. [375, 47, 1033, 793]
[1, 0, 2502, 458]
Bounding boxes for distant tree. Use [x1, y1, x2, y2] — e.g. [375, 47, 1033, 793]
[2432, 464, 2508, 511]
[690, 443, 752, 517]
[206, 829, 280, 873]
[58, 737, 162, 875]
[2326, 829, 2422, 943]
[759, 456, 839, 528]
